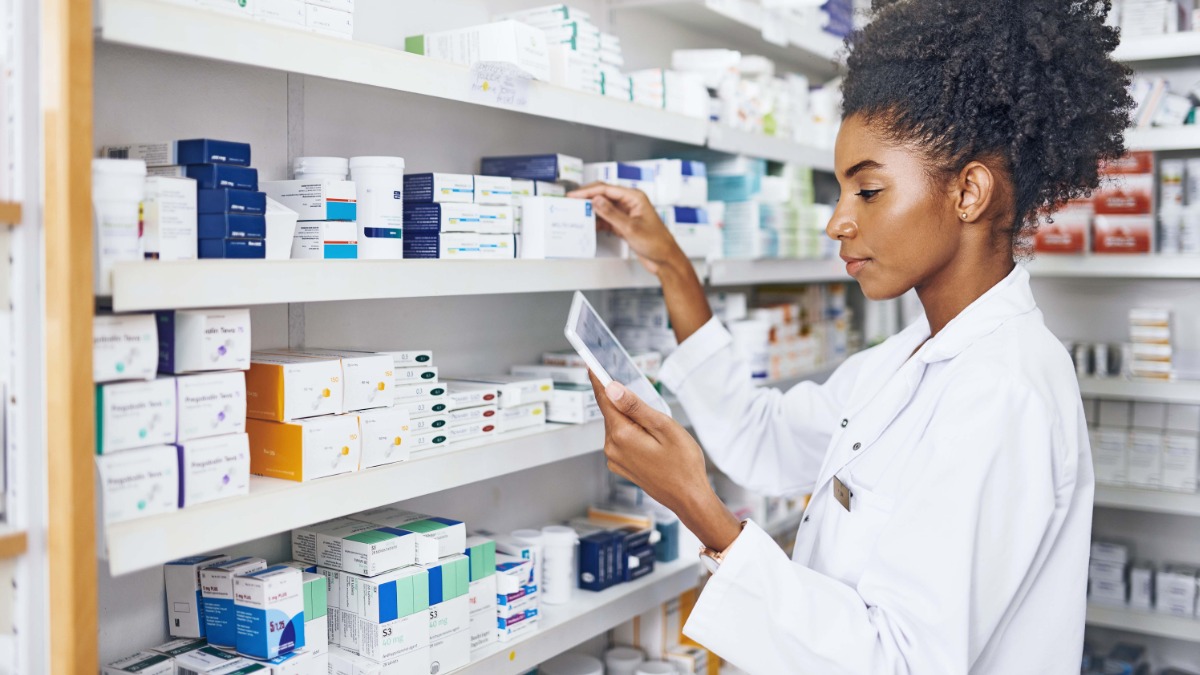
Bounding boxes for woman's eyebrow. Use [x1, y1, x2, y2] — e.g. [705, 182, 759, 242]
[844, 160, 884, 179]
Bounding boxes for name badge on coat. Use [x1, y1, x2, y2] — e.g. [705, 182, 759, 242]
[833, 476, 852, 512]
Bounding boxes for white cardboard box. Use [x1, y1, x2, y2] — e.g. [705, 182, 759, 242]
[177, 433, 251, 507]
[157, 308, 252, 374]
[96, 378, 178, 453]
[517, 196, 596, 259]
[358, 406, 412, 469]
[408, 20, 551, 81]
[176, 371, 247, 441]
[143, 176, 198, 261]
[93, 313, 159, 383]
[163, 554, 231, 638]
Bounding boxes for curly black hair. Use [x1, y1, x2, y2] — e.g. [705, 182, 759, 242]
[841, 0, 1134, 247]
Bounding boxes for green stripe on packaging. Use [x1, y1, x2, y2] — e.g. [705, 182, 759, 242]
[94, 386, 104, 455]
[311, 574, 327, 619]
[404, 35, 426, 55]
[412, 569, 430, 613]
[441, 562, 455, 601]
[345, 529, 394, 545]
[454, 557, 470, 599]
[395, 576, 414, 618]
[400, 519, 444, 534]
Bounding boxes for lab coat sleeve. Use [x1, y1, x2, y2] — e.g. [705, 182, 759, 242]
[658, 316, 865, 496]
[683, 372, 1068, 674]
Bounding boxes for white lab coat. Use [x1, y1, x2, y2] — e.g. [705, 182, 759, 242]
[657, 266, 1093, 675]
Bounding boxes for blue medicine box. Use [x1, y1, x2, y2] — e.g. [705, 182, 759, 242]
[198, 214, 266, 240]
[479, 154, 583, 184]
[199, 238, 265, 259]
[186, 164, 259, 191]
[176, 139, 252, 166]
[198, 189, 267, 215]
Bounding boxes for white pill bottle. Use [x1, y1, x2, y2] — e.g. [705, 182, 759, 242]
[349, 156, 406, 259]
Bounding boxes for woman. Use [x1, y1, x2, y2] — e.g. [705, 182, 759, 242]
[569, 0, 1132, 672]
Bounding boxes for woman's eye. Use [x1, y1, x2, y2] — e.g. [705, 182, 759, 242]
[855, 189, 882, 201]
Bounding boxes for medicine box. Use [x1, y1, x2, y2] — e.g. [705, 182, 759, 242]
[424, 554, 472, 674]
[1163, 433, 1199, 492]
[246, 352, 344, 421]
[496, 402, 547, 433]
[1130, 308, 1171, 327]
[511, 363, 590, 385]
[353, 507, 467, 559]
[1156, 565, 1198, 617]
[493, 553, 534, 596]
[1092, 541, 1132, 564]
[164, 554, 231, 638]
[253, 0, 305, 26]
[93, 313, 158, 383]
[474, 175, 513, 206]
[198, 189, 267, 215]
[306, 0, 352, 12]
[1093, 215, 1153, 254]
[447, 420, 496, 442]
[149, 164, 258, 191]
[148, 637, 209, 658]
[265, 197, 299, 261]
[446, 375, 554, 409]
[1130, 563, 1154, 610]
[547, 383, 602, 424]
[291, 220, 358, 259]
[373, 349, 433, 366]
[398, 396, 449, 420]
[263, 180, 357, 222]
[172, 645, 252, 674]
[631, 159, 707, 207]
[1093, 173, 1154, 215]
[517, 196, 596, 259]
[463, 536, 498, 653]
[95, 378, 178, 453]
[157, 308, 252, 374]
[177, 433, 250, 507]
[403, 173, 474, 204]
[448, 403, 497, 427]
[667, 646, 710, 675]
[403, 203, 482, 231]
[337, 566, 430, 668]
[176, 371, 247, 441]
[405, 232, 515, 259]
[445, 381, 499, 410]
[408, 428, 451, 455]
[199, 238, 266, 259]
[394, 365, 439, 384]
[316, 520, 419, 576]
[1133, 401, 1168, 429]
[306, 4, 353, 37]
[358, 406, 411, 469]
[264, 650, 321, 675]
[201, 556, 269, 648]
[198, 213, 266, 240]
[143, 176, 198, 261]
[234, 565, 306, 660]
[408, 412, 448, 433]
[292, 517, 365, 564]
[480, 154, 584, 185]
[326, 646, 386, 675]
[1127, 431, 1164, 488]
[263, 348, 393, 412]
[583, 162, 655, 194]
[95, 444, 180, 523]
[103, 652, 174, 675]
[247, 414, 361, 482]
[497, 608, 539, 642]
[405, 20, 551, 81]
[101, 139, 252, 167]
[1099, 400, 1132, 428]
[394, 380, 446, 402]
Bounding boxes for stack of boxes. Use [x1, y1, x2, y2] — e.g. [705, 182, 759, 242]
[264, 158, 359, 260]
[484, 532, 543, 643]
[1087, 539, 1200, 621]
[382, 349, 452, 454]
[405, 20, 552, 82]
[167, 0, 355, 39]
[1089, 541, 1131, 606]
[93, 308, 253, 524]
[463, 536, 500, 658]
[613, 586, 717, 674]
[1087, 396, 1200, 492]
[1129, 308, 1174, 380]
[479, 154, 597, 260]
[402, 173, 517, 260]
[629, 68, 710, 118]
[1093, 152, 1155, 255]
[444, 374, 553, 439]
[1115, 0, 1195, 37]
[510, 350, 660, 425]
[498, 5, 630, 100]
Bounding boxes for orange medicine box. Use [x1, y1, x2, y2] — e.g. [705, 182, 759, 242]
[246, 352, 344, 421]
[247, 414, 361, 482]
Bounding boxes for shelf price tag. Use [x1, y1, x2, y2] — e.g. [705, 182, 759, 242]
[469, 62, 530, 109]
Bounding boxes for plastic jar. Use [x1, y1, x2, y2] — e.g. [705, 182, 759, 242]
[540, 525, 577, 605]
[510, 528, 545, 589]
[605, 646, 646, 675]
[293, 156, 348, 181]
[635, 662, 677, 675]
[540, 653, 604, 675]
[729, 319, 771, 380]
[92, 158, 147, 295]
[349, 156, 405, 259]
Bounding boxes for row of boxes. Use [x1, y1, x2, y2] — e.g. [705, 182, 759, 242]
[161, 0, 354, 39]
[94, 309, 252, 383]
[1088, 398, 1200, 491]
[1090, 541, 1200, 619]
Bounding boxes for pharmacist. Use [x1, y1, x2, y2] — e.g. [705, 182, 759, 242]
[571, 1, 1133, 672]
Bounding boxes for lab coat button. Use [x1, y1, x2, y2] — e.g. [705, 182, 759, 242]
[803, 515, 810, 523]
[852, 442, 862, 451]
[841, 418, 848, 428]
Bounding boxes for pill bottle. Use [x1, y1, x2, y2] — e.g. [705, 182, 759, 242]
[92, 158, 147, 295]
[606, 646, 646, 675]
[540, 525, 577, 605]
[729, 320, 771, 380]
[635, 662, 677, 675]
[541, 653, 604, 675]
[293, 156, 348, 182]
[510, 528, 545, 589]
[349, 156, 405, 259]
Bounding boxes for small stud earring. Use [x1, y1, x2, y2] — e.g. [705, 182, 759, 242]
[960, 213, 968, 220]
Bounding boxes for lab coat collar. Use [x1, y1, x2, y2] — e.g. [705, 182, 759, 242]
[913, 265, 1036, 365]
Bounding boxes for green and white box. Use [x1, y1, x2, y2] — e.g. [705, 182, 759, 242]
[103, 652, 174, 675]
[352, 507, 467, 559]
[424, 554, 471, 674]
[96, 377, 178, 454]
[338, 566, 431, 670]
[93, 313, 158, 383]
[463, 536, 498, 655]
[316, 519, 420, 576]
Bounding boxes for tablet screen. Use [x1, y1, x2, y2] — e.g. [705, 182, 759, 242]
[566, 292, 672, 416]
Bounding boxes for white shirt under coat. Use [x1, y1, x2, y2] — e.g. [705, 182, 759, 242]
[657, 266, 1093, 675]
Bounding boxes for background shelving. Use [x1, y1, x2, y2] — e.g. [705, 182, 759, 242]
[1094, 486, 1200, 518]
[1024, 256, 1200, 280]
[1078, 378, 1200, 405]
[1126, 126, 1200, 152]
[1113, 33, 1200, 63]
[708, 258, 848, 286]
[1087, 604, 1200, 643]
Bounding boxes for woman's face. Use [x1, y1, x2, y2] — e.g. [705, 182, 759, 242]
[828, 114, 963, 301]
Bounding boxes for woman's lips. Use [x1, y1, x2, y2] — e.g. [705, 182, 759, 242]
[841, 254, 870, 276]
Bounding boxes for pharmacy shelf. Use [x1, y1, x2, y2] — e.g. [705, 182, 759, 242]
[1114, 32, 1200, 63]
[708, 257, 848, 286]
[1086, 603, 1200, 643]
[1094, 486, 1200, 518]
[1023, 256, 1200, 279]
[1079, 378, 1200, 405]
[706, 124, 836, 171]
[97, 0, 709, 146]
[462, 558, 702, 674]
[1126, 126, 1200, 152]
[610, 0, 843, 77]
[107, 258, 701, 311]
[0, 201, 20, 225]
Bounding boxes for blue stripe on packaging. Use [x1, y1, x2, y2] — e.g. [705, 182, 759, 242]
[156, 311, 178, 373]
[176, 139, 252, 166]
[364, 227, 403, 239]
[185, 164, 259, 191]
[379, 579, 399, 623]
[428, 565, 444, 605]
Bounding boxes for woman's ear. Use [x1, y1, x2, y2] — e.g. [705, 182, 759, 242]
[955, 161, 995, 224]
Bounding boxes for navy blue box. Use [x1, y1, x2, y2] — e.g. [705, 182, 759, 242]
[480, 154, 575, 182]
[185, 164, 258, 191]
[176, 139, 252, 166]
[198, 189, 267, 215]
[198, 238, 266, 259]
[198, 213, 266, 240]
[403, 173, 474, 203]
[624, 545, 656, 582]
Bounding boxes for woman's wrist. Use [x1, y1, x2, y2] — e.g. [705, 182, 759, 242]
[680, 487, 743, 553]
[654, 248, 698, 284]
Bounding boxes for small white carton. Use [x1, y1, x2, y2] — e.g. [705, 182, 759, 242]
[398, 396, 450, 420]
[103, 652, 174, 675]
[176, 371, 247, 441]
[352, 507, 466, 559]
[157, 308, 252, 374]
[177, 433, 251, 507]
[262, 348, 393, 413]
[96, 377, 178, 453]
[305, 4, 353, 37]
[164, 555, 232, 638]
[246, 352, 344, 421]
[316, 519, 419, 576]
[143, 175, 198, 261]
[473, 175, 513, 206]
[93, 313, 159, 383]
[358, 406, 412, 469]
[95, 444, 179, 524]
[1091, 427, 1129, 486]
[447, 404, 498, 428]
[423, 554, 471, 674]
[517, 196, 596, 259]
[1127, 430, 1164, 488]
[337, 566, 431, 669]
[495, 402, 547, 434]
[292, 517, 363, 564]
[406, 20, 551, 81]
[445, 375, 553, 409]
[262, 180, 357, 222]
[1156, 565, 1199, 617]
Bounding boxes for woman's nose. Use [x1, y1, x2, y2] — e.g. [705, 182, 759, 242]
[826, 213, 859, 241]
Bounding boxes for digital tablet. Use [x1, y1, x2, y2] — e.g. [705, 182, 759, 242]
[564, 291, 673, 417]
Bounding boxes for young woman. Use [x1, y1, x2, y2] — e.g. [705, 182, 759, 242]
[570, 0, 1132, 671]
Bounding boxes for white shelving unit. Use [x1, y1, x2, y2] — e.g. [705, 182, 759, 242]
[1126, 126, 1200, 152]
[1078, 378, 1200, 405]
[463, 559, 701, 674]
[1094, 486, 1200, 518]
[1114, 32, 1200, 63]
[708, 258, 847, 286]
[706, 124, 835, 171]
[1024, 256, 1200, 280]
[1087, 604, 1200, 643]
